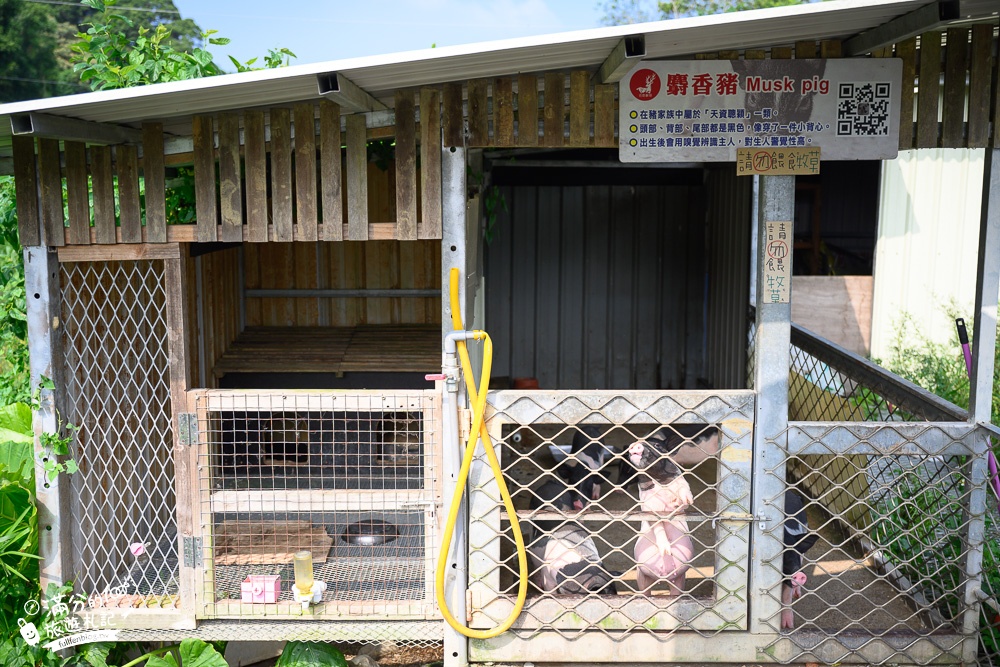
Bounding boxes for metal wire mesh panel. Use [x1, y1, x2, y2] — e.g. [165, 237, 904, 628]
[469, 390, 754, 643]
[763, 424, 983, 664]
[196, 390, 441, 628]
[979, 484, 1000, 666]
[61, 260, 179, 608]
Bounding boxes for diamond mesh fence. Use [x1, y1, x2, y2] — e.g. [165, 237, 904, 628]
[746, 309, 993, 664]
[469, 390, 755, 641]
[195, 390, 442, 638]
[60, 260, 179, 610]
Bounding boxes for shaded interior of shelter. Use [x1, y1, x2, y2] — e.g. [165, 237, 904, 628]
[490, 423, 960, 637]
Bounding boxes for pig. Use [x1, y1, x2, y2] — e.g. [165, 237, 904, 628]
[526, 481, 618, 595]
[628, 436, 695, 595]
[781, 489, 818, 629]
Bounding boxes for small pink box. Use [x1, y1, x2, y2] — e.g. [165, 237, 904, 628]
[241, 575, 281, 603]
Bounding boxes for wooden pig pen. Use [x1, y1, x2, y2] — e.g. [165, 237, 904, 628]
[2, 1, 1000, 665]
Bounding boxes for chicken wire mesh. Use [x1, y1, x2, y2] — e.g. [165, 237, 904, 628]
[60, 259, 180, 611]
[468, 390, 755, 640]
[196, 390, 441, 629]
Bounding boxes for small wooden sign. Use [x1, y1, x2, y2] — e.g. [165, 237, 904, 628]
[762, 220, 792, 304]
[737, 147, 821, 176]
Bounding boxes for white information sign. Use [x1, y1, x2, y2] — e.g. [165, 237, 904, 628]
[619, 59, 902, 162]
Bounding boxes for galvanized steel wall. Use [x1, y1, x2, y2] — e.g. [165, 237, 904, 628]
[484, 180, 712, 390]
[704, 166, 752, 390]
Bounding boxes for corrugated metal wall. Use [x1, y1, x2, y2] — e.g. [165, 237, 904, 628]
[871, 148, 984, 359]
[485, 178, 715, 390]
[704, 166, 752, 390]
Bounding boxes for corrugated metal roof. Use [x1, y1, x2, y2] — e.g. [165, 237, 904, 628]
[0, 0, 996, 161]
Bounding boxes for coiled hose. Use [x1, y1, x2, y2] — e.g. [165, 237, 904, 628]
[434, 268, 528, 638]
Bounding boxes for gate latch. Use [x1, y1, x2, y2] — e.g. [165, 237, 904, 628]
[711, 513, 769, 530]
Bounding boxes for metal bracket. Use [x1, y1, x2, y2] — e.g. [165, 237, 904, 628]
[183, 536, 203, 568]
[178, 413, 198, 446]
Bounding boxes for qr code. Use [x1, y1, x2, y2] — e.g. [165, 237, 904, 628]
[836, 82, 891, 136]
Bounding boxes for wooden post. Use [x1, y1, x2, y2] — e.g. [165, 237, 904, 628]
[117, 145, 142, 243]
[37, 138, 64, 247]
[294, 104, 318, 242]
[319, 100, 343, 241]
[419, 88, 442, 239]
[217, 113, 244, 242]
[192, 115, 218, 242]
[244, 110, 268, 243]
[163, 245, 197, 626]
[24, 247, 72, 591]
[270, 108, 294, 242]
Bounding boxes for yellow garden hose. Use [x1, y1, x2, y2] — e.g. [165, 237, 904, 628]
[435, 268, 529, 638]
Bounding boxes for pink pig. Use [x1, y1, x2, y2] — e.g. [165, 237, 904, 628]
[628, 440, 694, 595]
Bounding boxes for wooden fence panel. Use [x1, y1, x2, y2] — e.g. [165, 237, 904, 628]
[90, 146, 115, 245]
[270, 108, 294, 242]
[442, 83, 464, 148]
[294, 103, 318, 242]
[517, 74, 538, 147]
[64, 142, 90, 246]
[38, 138, 64, 247]
[346, 114, 369, 241]
[543, 72, 564, 147]
[320, 100, 343, 241]
[192, 115, 217, 242]
[968, 24, 993, 148]
[569, 70, 590, 147]
[896, 38, 917, 150]
[217, 112, 243, 242]
[419, 88, 442, 239]
[395, 91, 417, 240]
[244, 110, 268, 243]
[117, 145, 142, 243]
[493, 78, 514, 147]
[467, 79, 489, 147]
[916, 32, 942, 148]
[142, 123, 166, 243]
[11, 136, 39, 246]
[941, 28, 968, 148]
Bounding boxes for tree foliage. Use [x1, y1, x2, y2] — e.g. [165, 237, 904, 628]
[0, 0, 68, 102]
[598, 0, 815, 24]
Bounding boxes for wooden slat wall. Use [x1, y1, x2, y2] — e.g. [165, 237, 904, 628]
[185, 247, 242, 388]
[243, 241, 440, 328]
[11, 30, 1000, 247]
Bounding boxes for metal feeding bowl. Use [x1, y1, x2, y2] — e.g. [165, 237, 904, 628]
[342, 519, 399, 546]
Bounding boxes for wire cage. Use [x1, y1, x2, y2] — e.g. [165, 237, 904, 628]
[60, 259, 182, 618]
[469, 390, 756, 640]
[194, 390, 442, 630]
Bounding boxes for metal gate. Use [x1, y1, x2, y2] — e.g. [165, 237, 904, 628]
[469, 390, 754, 648]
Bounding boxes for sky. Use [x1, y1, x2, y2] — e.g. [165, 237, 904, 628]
[171, 0, 610, 70]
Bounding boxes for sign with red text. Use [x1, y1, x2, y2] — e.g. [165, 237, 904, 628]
[619, 59, 901, 162]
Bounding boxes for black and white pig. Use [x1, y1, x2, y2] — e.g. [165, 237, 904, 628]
[549, 425, 617, 509]
[781, 488, 819, 629]
[526, 481, 618, 595]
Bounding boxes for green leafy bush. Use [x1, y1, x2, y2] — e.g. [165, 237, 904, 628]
[0, 177, 29, 406]
[275, 642, 347, 667]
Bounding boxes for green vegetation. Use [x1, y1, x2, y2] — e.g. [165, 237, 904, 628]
[598, 0, 815, 25]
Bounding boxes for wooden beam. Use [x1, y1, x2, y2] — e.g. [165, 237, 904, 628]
[442, 83, 464, 148]
[11, 136, 40, 246]
[117, 144, 142, 243]
[192, 114, 217, 242]
[270, 107, 293, 242]
[597, 35, 645, 84]
[294, 103, 318, 242]
[395, 91, 417, 240]
[142, 122, 167, 243]
[57, 243, 180, 263]
[217, 112, 244, 242]
[316, 72, 388, 113]
[419, 88, 442, 239]
[37, 138, 64, 247]
[243, 110, 268, 242]
[90, 146, 116, 245]
[64, 142, 90, 246]
[346, 113, 369, 241]
[843, 0, 960, 55]
[61, 222, 433, 245]
[319, 100, 343, 241]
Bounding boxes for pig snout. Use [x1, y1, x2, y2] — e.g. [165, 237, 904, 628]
[628, 442, 645, 466]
